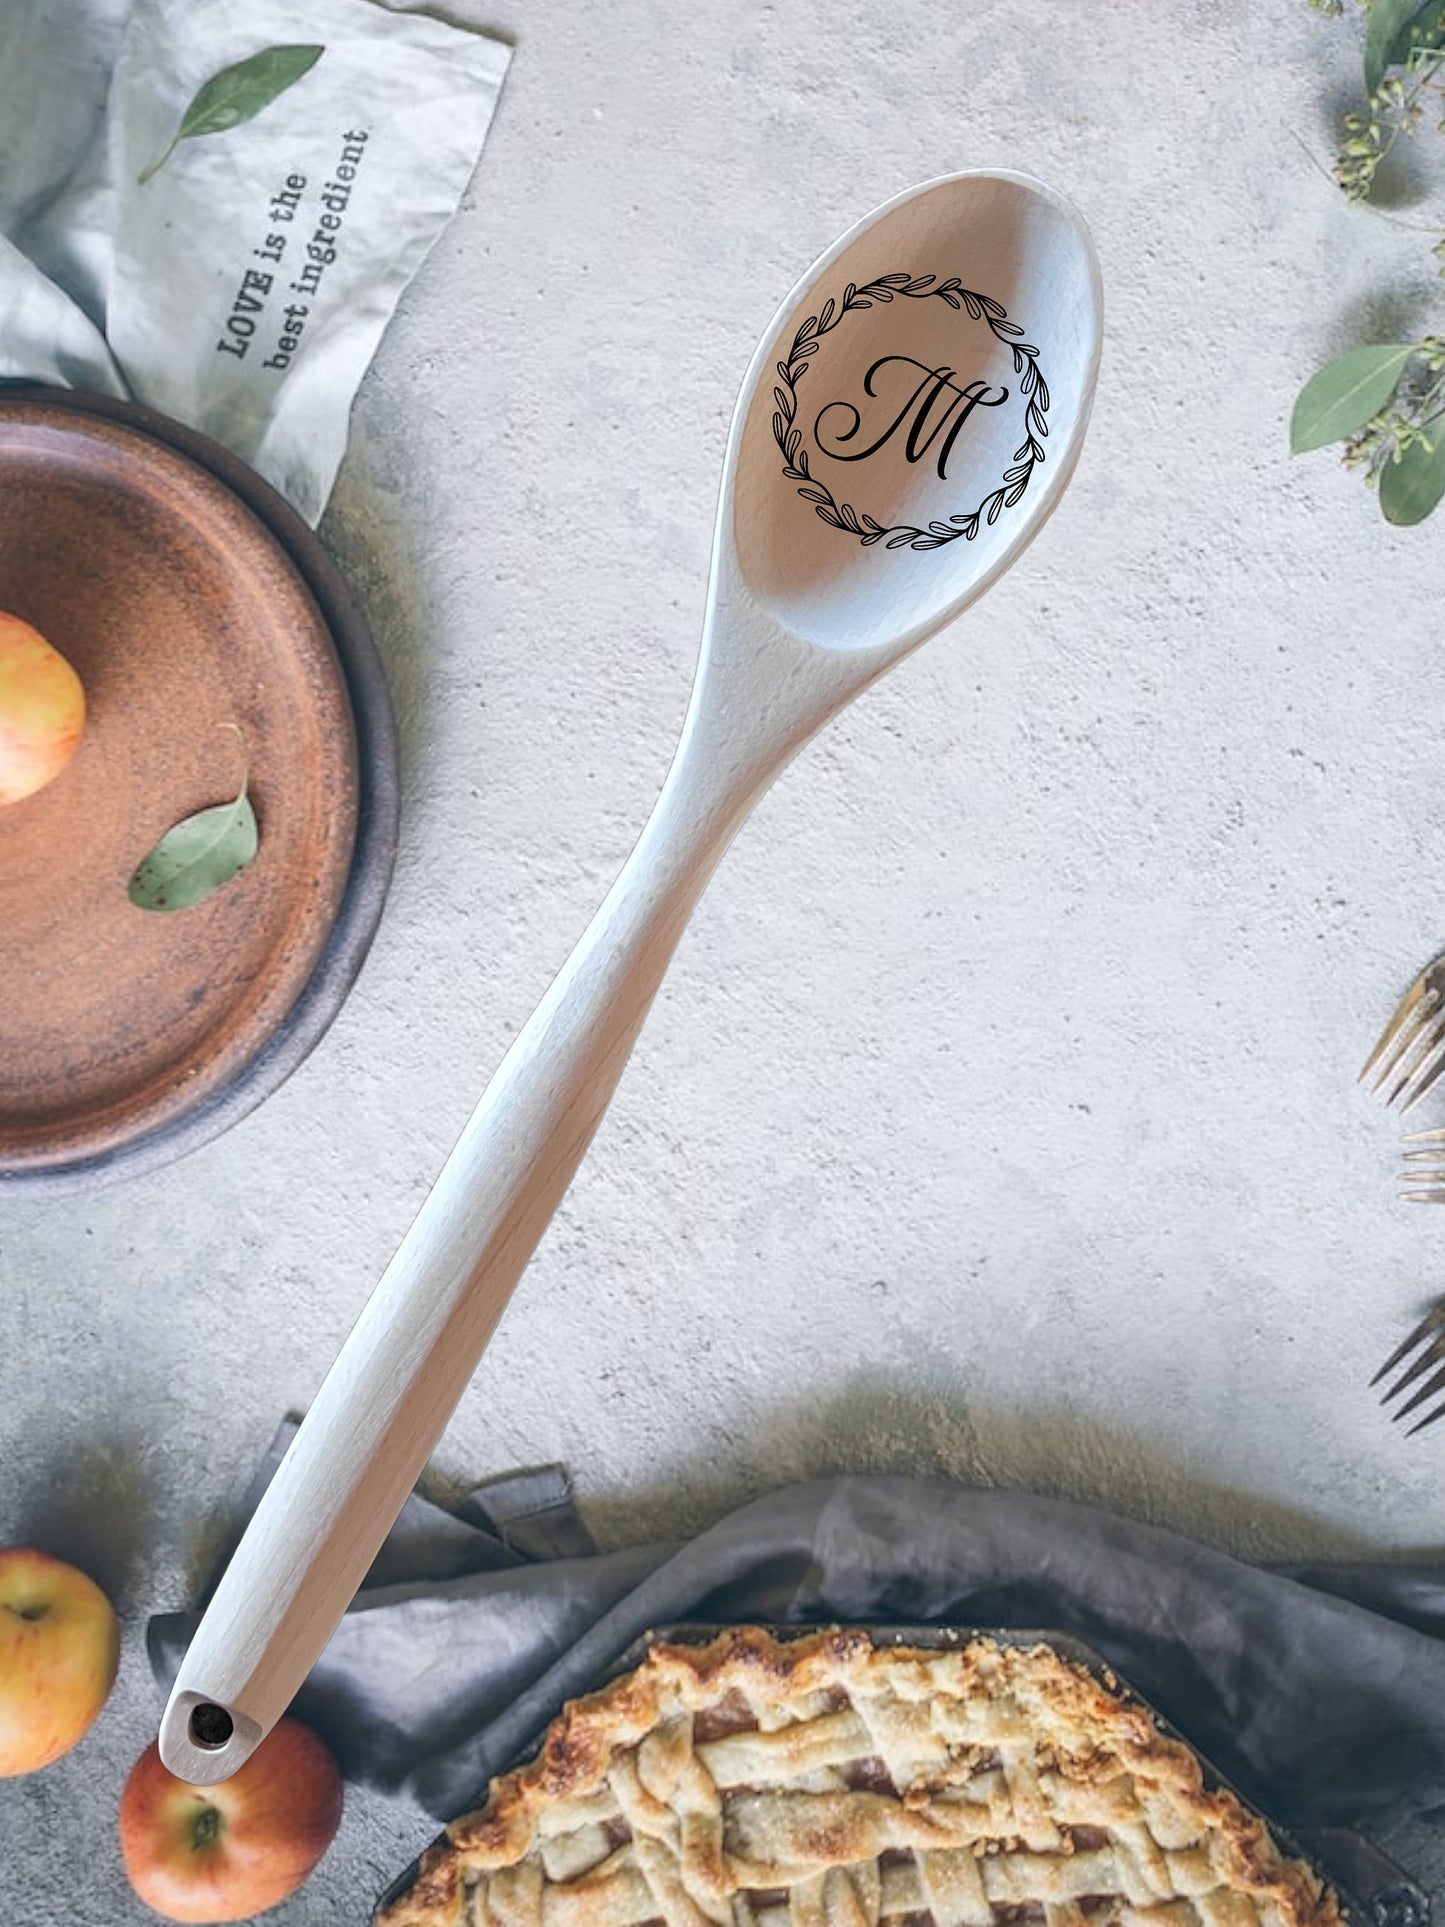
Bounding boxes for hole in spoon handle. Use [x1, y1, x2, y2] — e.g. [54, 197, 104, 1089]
[158, 1689, 263, 1785]
[189, 1703, 234, 1749]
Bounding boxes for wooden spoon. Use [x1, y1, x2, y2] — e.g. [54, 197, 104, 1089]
[160, 169, 1102, 1782]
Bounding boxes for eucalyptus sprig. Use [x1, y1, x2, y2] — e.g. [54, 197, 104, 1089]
[1297, 0, 1445, 522]
[1335, 51, 1445, 200]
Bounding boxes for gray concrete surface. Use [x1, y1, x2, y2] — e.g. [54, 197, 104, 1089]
[6, 0, 1445, 1915]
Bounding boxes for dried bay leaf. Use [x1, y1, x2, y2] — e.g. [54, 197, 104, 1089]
[128, 777, 258, 912]
[139, 45, 324, 185]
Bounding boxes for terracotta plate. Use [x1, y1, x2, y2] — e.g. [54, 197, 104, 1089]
[0, 394, 389, 1185]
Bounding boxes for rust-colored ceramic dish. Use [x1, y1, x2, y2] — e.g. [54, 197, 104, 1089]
[0, 391, 392, 1185]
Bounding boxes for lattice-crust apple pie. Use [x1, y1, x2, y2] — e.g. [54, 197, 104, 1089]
[377, 1626, 1344, 1927]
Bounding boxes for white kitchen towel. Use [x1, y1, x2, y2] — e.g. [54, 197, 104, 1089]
[0, 0, 510, 522]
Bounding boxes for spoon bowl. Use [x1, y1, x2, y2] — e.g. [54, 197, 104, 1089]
[159, 170, 1102, 1787]
[727, 169, 1100, 653]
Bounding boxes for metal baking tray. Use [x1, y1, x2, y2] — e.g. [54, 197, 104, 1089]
[373, 1622, 1430, 1926]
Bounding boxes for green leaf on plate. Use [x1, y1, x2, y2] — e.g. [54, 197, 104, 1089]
[138, 44, 324, 185]
[1290, 344, 1414, 453]
[128, 776, 258, 912]
[1379, 426, 1445, 523]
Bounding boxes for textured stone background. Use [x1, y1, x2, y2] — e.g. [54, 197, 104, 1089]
[5, 0, 1445, 1915]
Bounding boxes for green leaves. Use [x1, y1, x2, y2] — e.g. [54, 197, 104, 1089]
[1365, 0, 1445, 89]
[139, 45, 324, 185]
[1367, 0, 1423, 90]
[1292, 339, 1445, 522]
[128, 775, 258, 912]
[1302, 5, 1445, 524]
[1380, 428, 1445, 521]
[1290, 344, 1414, 452]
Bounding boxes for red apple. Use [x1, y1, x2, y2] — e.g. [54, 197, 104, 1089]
[119, 1719, 343, 1923]
[0, 609, 86, 805]
[0, 1546, 120, 1775]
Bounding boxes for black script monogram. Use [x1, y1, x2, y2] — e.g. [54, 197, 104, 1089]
[814, 357, 1009, 482]
[771, 271, 1050, 551]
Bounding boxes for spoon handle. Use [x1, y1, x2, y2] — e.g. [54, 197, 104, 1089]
[159, 649, 781, 1785]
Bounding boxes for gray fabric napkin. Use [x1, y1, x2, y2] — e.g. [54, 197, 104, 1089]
[149, 1422, 1445, 1841]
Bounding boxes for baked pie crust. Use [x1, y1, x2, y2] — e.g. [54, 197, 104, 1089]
[377, 1626, 1344, 1927]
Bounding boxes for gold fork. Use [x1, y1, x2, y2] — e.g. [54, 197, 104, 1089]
[1360, 958, 1445, 1112]
[1398, 1128, 1445, 1202]
[1372, 1301, 1445, 1433]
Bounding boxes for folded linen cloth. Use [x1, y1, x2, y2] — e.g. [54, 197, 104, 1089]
[1, 0, 509, 521]
[149, 1422, 1445, 1839]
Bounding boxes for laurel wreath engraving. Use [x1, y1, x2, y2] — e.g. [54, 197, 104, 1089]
[772, 273, 1050, 552]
